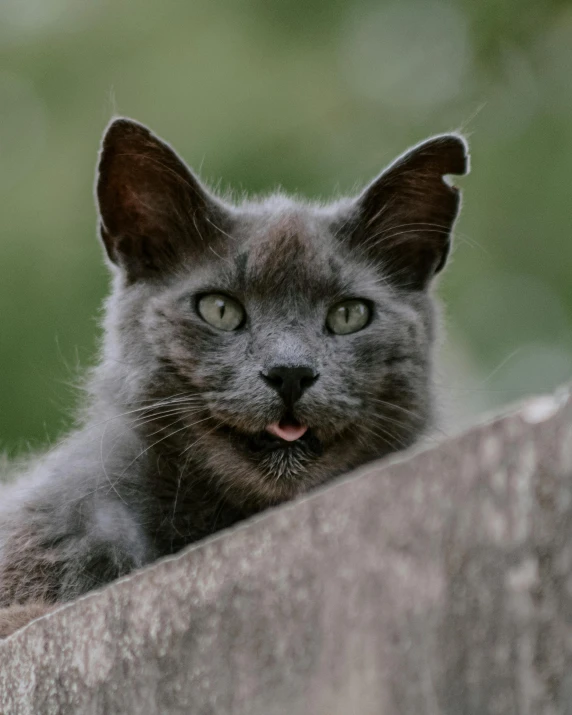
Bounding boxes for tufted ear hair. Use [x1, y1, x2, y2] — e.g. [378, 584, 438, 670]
[96, 118, 228, 282]
[351, 134, 469, 290]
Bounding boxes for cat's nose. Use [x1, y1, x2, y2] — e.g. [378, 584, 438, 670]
[261, 366, 319, 406]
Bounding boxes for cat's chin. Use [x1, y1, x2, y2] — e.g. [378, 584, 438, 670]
[199, 418, 370, 505]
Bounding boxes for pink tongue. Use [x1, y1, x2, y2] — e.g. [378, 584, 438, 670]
[266, 422, 308, 442]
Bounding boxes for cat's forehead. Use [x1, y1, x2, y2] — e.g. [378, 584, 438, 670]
[232, 204, 346, 298]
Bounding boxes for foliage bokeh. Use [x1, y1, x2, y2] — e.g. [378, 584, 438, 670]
[1, 0, 571, 456]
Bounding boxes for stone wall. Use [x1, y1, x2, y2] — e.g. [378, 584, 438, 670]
[1, 386, 571, 714]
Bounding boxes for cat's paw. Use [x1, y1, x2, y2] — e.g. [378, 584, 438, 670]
[0, 602, 54, 638]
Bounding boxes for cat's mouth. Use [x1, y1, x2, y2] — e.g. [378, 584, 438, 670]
[265, 420, 308, 442]
[215, 414, 322, 456]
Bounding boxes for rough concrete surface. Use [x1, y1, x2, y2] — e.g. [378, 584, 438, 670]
[1, 385, 571, 714]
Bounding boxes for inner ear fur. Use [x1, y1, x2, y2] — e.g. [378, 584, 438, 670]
[353, 134, 470, 290]
[96, 118, 226, 282]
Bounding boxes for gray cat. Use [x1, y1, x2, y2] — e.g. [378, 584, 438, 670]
[0, 119, 469, 636]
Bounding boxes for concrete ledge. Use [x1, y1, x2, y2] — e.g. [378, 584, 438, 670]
[1, 386, 571, 714]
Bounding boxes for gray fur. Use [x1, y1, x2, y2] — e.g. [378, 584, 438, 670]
[0, 119, 469, 619]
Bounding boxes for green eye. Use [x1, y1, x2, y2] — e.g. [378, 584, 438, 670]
[197, 293, 245, 331]
[326, 300, 371, 335]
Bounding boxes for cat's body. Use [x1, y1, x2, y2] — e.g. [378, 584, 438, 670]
[0, 119, 468, 636]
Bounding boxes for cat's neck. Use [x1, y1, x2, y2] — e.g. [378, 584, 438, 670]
[81, 392, 252, 554]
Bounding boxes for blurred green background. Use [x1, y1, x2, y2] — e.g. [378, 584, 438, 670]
[1, 0, 571, 456]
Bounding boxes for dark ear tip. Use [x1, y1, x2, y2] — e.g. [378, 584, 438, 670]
[101, 116, 153, 150]
[419, 133, 470, 177]
[436, 133, 470, 176]
[391, 133, 469, 180]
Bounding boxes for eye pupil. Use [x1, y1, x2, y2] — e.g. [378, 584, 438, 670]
[326, 299, 370, 335]
[197, 293, 245, 331]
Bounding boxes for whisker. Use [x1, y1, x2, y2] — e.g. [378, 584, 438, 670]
[178, 419, 220, 455]
[171, 422, 223, 523]
[128, 406, 206, 432]
[88, 395, 204, 430]
[99, 418, 128, 506]
[359, 421, 410, 451]
[113, 414, 214, 485]
[361, 221, 486, 255]
[365, 396, 424, 420]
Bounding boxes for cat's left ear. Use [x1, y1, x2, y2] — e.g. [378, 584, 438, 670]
[351, 134, 469, 290]
[96, 118, 228, 282]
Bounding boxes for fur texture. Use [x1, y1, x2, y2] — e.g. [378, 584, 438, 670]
[0, 119, 469, 636]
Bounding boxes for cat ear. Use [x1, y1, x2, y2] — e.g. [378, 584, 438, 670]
[352, 134, 469, 290]
[96, 118, 225, 281]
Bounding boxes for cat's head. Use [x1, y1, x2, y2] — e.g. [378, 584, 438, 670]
[96, 118, 468, 506]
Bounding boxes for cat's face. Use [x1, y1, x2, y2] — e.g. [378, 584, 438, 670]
[96, 119, 468, 506]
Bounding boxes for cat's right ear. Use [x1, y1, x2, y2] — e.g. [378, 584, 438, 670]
[348, 134, 469, 291]
[96, 118, 226, 282]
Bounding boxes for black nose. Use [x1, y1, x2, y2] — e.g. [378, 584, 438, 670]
[261, 366, 319, 406]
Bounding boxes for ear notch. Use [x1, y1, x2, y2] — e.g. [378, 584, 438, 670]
[97, 118, 224, 282]
[354, 134, 469, 290]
